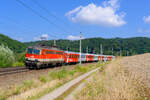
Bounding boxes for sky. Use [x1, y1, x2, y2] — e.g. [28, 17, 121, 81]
[0, 0, 150, 42]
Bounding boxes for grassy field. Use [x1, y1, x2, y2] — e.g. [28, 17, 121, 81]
[0, 62, 107, 100]
[75, 58, 150, 100]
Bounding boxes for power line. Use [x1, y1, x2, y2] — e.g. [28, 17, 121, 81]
[15, 0, 69, 37]
[31, 0, 81, 36]
[0, 16, 57, 40]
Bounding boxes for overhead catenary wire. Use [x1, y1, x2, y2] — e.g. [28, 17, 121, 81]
[15, 0, 70, 38]
[0, 15, 57, 40]
[31, 0, 81, 36]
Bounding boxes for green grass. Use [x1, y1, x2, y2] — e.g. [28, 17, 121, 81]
[49, 67, 68, 80]
[49, 71, 58, 79]
[2, 62, 110, 100]
[0, 96, 6, 100]
[12, 62, 24, 67]
[56, 67, 68, 79]
[23, 80, 34, 89]
[68, 70, 76, 76]
[13, 86, 21, 95]
[38, 76, 48, 83]
[76, 65, 89, 73]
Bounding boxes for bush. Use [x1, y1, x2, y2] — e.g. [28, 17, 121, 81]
[76, 65, 88, 73]
[15, 53, 25, 63]
[12, 62, 24, 67]
[49, 67, 68, 80]
[49, 71, 58, 79]
[68, 70, 76, 76]
[0, 45, 15, 67]
[57, 68, 68, 79]
[13, 87, 21, 95]
[39, 76, 47, 83]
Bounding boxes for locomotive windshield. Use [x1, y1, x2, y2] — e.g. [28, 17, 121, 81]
[27, 48, 40, 55]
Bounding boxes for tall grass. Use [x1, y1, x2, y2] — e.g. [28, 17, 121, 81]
[49, 67, 68, 80]
[0, 45, 15, 68]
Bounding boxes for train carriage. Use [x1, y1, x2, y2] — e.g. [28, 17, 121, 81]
[25, 45, 115, 69]
[64, 51, 79, 63]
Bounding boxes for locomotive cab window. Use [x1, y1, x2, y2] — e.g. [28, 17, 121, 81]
[27, 48, 40, 55]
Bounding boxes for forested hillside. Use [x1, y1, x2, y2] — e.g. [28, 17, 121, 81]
[0, 33, 150, 56]
[26, 37, 150, 56]
[0, 34, 27, 53]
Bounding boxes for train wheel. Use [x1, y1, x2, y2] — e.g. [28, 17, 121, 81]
[36, 65, 40, 69]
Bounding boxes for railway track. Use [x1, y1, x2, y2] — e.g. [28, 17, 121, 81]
[0, 67, 29, 76]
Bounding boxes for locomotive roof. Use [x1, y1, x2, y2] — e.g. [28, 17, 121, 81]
[28, 45, 63, 51]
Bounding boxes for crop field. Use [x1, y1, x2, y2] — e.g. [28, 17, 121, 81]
[75, 54, 150, 100]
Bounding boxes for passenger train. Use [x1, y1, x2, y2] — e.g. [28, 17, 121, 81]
[25, 45, 115, 69]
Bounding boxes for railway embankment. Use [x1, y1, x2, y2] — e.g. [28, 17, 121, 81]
[0, 62, 107, 100]
[67, 54, 150, 100]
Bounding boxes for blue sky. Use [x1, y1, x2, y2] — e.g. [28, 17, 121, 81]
[0, 0, 150, 42]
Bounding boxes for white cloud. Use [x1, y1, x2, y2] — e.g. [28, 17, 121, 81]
[67, 35, 84, 40]
[34, 34, 49, 41]
[143, 16, 150, 23]
[65, 0, 126, 27]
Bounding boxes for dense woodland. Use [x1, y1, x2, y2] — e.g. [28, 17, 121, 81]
[1, 33, 150, 56]
[0, 34, 26, 53]
[26, 37, 150, 56]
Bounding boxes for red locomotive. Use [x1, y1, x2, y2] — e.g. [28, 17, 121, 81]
[25, 45, 114, 69]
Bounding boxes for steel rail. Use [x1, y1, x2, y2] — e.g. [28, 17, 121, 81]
[0, 67, 29, 76]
